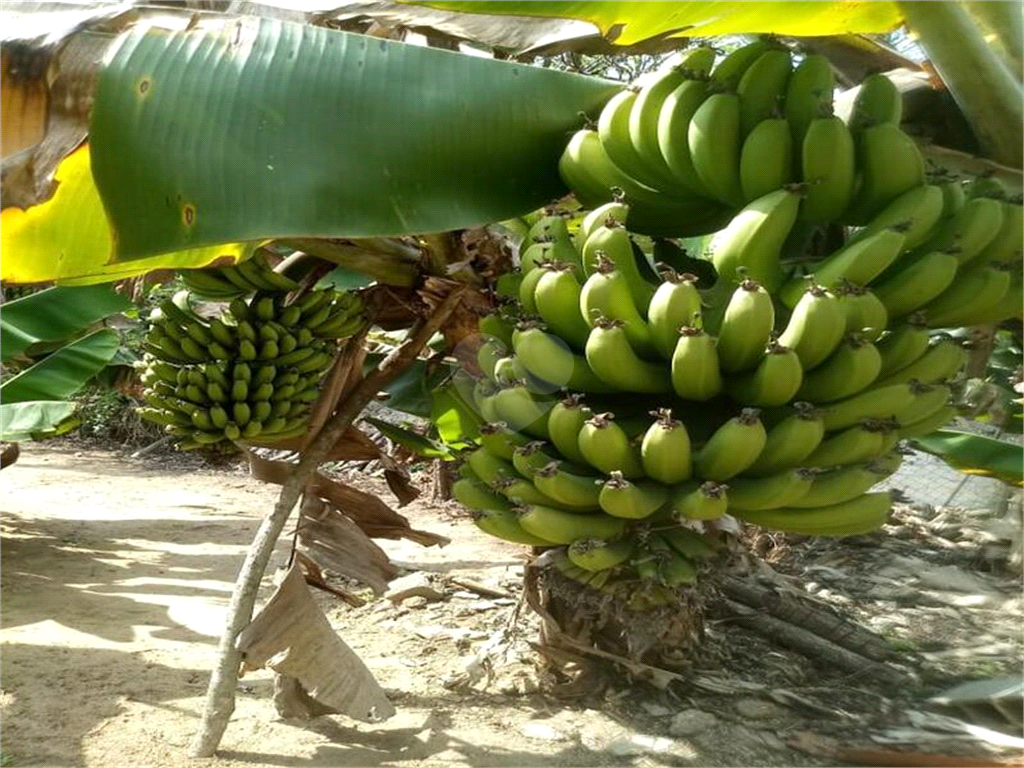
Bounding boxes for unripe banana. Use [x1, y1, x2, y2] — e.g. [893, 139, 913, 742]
[585, 320, 673, 393]
[877, 317, 931, 377]
[837, 285, 889, 341]
[788, 462, 893, 508]
[706, 187, 800, 291]
[576, 197, 630, 250]
[937, 177, 966, 220]
[533, 265, 592, 349]
[803, 421, 886, 468]
[744, 402, 825, 477]
[671, 325, 722, 401]
[582, 217, 656, 313]
[453, 478, 514, 512]
[467, 446, 519, 485]
[733, 492, 892, 537]
[727, 339, 803, 407]
[492, 384, 554, 439]
[820, 382, 916, 431]
[647, 269, 702, 360]
[708, 39, 771, 90]
[688, 92, 744, 207]
[848, 74, 903, 131]
[795, 335, 881, 403]
[479, 311, 516, 349]
[568, 537, 635, 572]
[966, 174, 1008, 201]
[511, 441, 560, 479]
[517, 264, 548, 314]
[657, 77, 712, 196]
[672, 481, 729, 520]
[599, 471, 669, 519]
[472, 508, 554, 546]
[694, 408, 767, 480]
[846, 123, 925, 225]
[517, 505, 627, 545]
[598, 88, 662, 189]
[726, 469, 815, 511]
[513, 324, 617, 393]
[737, 49, 792, 136]
[495, 476, 562, 508]
[579, 255, 658, 357]
[547, 394, 592, 465]
[777, 284, 846, 369]
[894, 381, 951, 427]
[847, 184, 945, 251]
[897, 404, 957, 440]
[717, 278, 775, 372]
[977, 202, 1023, 265]
[653, 542, 699, 587]
[922, 264, 1011, 328]
[660, 526, 718, 560]
[739, 116, 793, 203]
[779, 229, 906, 308]
[784, 53, 835, 160]
[799, 113, 856, 224]
[872, 335, 966, 387]
[872, 249, 960, 318]
[478, 422, 533, 461]
[577, 412, 645, 478]
[956, 285, 1024, 326]
[533, 462, 603, 510]
[911, 196, 1006, 265]
[640, 408, 693, 485]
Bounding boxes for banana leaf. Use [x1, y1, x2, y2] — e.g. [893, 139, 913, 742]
[362, 416, 453, 459]
[0, 401, 79, 442]
[0, 328, 121, 404]
[0, 284, 132, 362]
[409, 1, 902, 45]
[87, 17, 618, 262]
[910, 429, 1024, 488]
[430, 384, 483, 444]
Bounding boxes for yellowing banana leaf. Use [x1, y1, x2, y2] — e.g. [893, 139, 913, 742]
[0, 146, 253, 285]
[0, 284, 132, 362]
[0, 328, 120, 403]
[911, 429, 1024, 488]
[409, 1, 902, 45]
[0, 401, 78, 442]
[88, 17, 617, 261]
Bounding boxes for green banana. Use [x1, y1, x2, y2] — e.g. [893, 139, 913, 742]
[511, 441, 559, 478]
[848, 73, 902, 130]
[937, 177, 966, 220]
[739, 116, 793, 204]
[922, 264, 1011, 328]
[717, 278, 775, 372]
[599, 471, 669, 519]
[568, 537, 635, 572]
[688, 92, 744, 207]
[533, 462, 603, 510]
[640, 408, 693, 485]
[737, 49, 792, 136]
[672, 481, 729, 520]
[579, 255, 658, 357]
[577, 197, 630, 250]
[877, 317, 931, 378]
[577, 413, 645, 478]
[952, 285, 1024, 326]
[727, 339, 804, 407]
[837, 285, 889, 341]
[694, 408, 767, 480]
[547, 395, 592, 465]
[582, 217, 656, 312]
[472, 509, 554, 546]
[671, 325, 723, 401]
[894, 381, 951, 427]
[466, 446, 519, 485]
[660, 526, 718, 560]
[847, 184, 945, 250]
[706, 187, 800, 291]
[517, 505, 626, 545]
[846, 123, 925, 225]
[726, 469, 814, 511]
[491, 384, 554, 439]
[744, 402, 825, 477]
[788, 462, 893, 508]
[521, 238, 555, 275]
[647, 269, 702, 360]
[598, 88, 662, 188]
[733, 492, 892, 537]
[709, 39, 771, 91]
[479, 311, 516, 349]
[872, 249, 960, 318]
[518, 258, 550, 315]
[777, 284, 846, 369]
[513, 324, 617, 393]
[799, 113, 856, 224]
[495, 476, 562, 508]
[875, 335, 966, 386]
[585, 320, 673, 393]
[657, 77, 712, 196]
[453, 478, 514, 511]
[784, 53, 835, 162]
[533, 265, 592, 349]
[795, 335, 881, 402]
[477, 337, 509, 381]
[820, 382, 916, 431]
[803, 421, 885, 468]
[911, 196, 1005, 265]
[977, 201, 1023, 265]
[897, 404, 957, 440]
[478, 422, 533, 461]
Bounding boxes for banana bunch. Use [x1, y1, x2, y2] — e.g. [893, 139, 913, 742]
[179, 251, 299, 300]
[136, 287, 364, 450]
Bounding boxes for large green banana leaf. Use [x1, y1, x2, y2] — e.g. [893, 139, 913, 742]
[410, 1, 902, 45]
[0, 401, 79, 442]
[911, 429, 1024, 488]
[0, 146, 254, 285]
[0, 328, 120, 404]
[87, 17, 618, 263]
[0, 284, 132, 362]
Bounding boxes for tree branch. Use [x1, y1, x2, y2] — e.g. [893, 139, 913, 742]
[189, 286, 469, 757]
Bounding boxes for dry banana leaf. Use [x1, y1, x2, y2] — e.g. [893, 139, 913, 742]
[237, 564, 396, 723]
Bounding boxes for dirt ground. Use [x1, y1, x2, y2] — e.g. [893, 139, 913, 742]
[1, 443, 1022, 768]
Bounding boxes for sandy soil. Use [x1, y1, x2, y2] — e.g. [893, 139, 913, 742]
[1, 444, 1021, 768]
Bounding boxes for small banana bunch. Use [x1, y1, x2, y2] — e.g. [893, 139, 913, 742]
[179, 251, 299, 300]
[137, 287, 365, 449]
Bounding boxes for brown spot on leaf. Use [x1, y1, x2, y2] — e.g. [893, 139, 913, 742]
[181, 203, 196, 226]
[137, 77, 151, 95]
